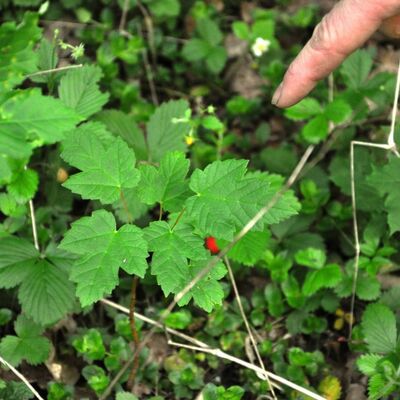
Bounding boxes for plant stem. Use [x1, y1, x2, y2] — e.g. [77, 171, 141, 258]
[171, 208, 186, 230]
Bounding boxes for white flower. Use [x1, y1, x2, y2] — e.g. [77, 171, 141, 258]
[251, 37, 271, 57]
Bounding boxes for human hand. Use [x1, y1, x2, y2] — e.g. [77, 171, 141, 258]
[272, 0, 400, 108]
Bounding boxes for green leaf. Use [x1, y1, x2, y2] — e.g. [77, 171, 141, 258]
[61, 126, 140, 204]
[206, 46, 227, 74]
[0, 236, 75, 324]
[295, 247, 326, 269]
[148, 0, 180, 17]
[59, 65, 109, 118]
[357, 354, 383, 377]
[7, 168, 38, 202]
[182, 39, 211, 61]
[368, 158, 400, 234]
[361, 303, 397, 354]
[284, 98, 322, 121]
[186, 160, 300, 240]
[356, 275, 381, 301]
[0, 315, 51, 366]
[302, 264, 342, 296]
[59, 210, 148, 306]
[227, 231, 270, 266]
[265, 283, 285, 317]
[116, 393, 139, 400]
[197, 18, 223, 46]
[324, 98, 352, 124]
[73, 329, 106, 361]
[368, 373, 396, 400]
[232, 21, 250, 40]
[0, 90, 82, 158]
[18, 259, 76, 325]
[30, 37, 58, 84]
[0, 236, 38, 289]
[144, 220, 207, 296]
[94, 110, 147, 160]
[147, 100, 190, 162]
[0, 13, 41, 91]
[0, 380, 35, 400]
[301, 115, 329, 144]
[341, 49, 373, 89]
[177, 259, 227, 312]
[138, 151, 190, 212]
[281, 275, 305, 309]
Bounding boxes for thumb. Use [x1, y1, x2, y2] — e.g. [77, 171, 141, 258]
[272, 0, 400, 108]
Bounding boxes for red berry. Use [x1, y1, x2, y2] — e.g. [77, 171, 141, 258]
[205, 236, 220, 254]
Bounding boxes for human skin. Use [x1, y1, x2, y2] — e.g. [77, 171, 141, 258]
[272, 0, 400, 108]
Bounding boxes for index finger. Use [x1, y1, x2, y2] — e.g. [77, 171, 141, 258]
[272, 0, 400, 108]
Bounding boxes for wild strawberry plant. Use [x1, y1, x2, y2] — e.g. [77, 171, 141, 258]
[1, 2, 400, 400]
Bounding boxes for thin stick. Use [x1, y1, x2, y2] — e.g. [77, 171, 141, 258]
[100, 299, 209, 349]
[224, 257, 276, 399]
[100, 299, 325, 400]
[349, 56, 400, 339]
[168, 341, 325, 400]
[26, 64, 83, 78]
[388, 56, 400, 151]
[28, 199, 39, 251]
[0, 356, 45, 400]
[119, 0, 130, 32]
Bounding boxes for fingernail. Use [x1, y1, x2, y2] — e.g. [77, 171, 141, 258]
[271, 83, 283, 106]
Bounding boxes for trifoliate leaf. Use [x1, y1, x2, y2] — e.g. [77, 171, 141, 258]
[361, 304, 397, 354]
[177, 259, 227, 312]
[18, 259, 76, 325]
[59, 65, 109, 118]
[144, 220, 207, 296]
[357, 354, 383, 377]
[94, 110, 147, 160]
[186, 160, 300, 240]
[302, 264, 342, 296]
[138, 151, 190, 212]
[61, 126, 140, 204]
[0, 315, 51, 366]
[368, 158, 400, 235]
[59, 210, 148, 306]
[0, 89, 82, 158]
[0, 13, 41, 91]
[0, 236, 38, 289]
[226, 231, 270, 266]
[147, 100, 190, 162]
